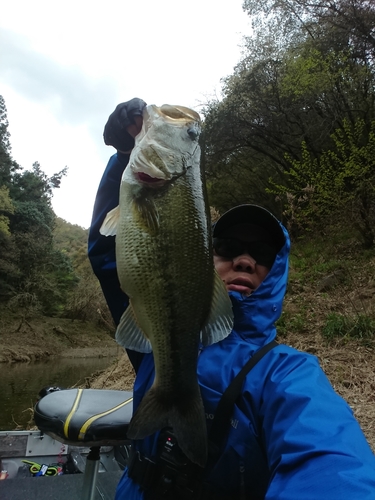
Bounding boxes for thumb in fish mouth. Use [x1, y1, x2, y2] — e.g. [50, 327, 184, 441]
[127, 115, 143, 141]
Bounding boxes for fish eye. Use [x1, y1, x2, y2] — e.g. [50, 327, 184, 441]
[187, 126, 199, 141]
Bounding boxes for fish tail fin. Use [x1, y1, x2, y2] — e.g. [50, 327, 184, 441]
[127, 387, 207, 467]
[170, 395, 207, 467]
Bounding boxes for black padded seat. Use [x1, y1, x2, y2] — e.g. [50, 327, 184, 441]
[34, 388, 133, 447]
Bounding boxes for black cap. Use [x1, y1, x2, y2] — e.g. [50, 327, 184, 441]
[213, 204, 285, 252]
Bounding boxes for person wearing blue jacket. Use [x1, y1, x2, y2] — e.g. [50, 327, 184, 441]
[88, 98, 375, 499]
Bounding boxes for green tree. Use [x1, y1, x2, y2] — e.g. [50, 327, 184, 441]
[0, 96, 21, 188]
[0, 96, 74, 312]
[53, 217, 112, 324]
[203, 0, 375, 224]
[7, 162, 70, 312]
[0, 185, 14, 235]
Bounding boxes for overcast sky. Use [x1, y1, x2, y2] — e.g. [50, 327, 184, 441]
[1, 0, 250, 228]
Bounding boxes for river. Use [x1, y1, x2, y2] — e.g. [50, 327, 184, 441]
[0, 355, 118, 430]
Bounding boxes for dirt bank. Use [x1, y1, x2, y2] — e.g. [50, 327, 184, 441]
[87, 351, 136, 391]
[0, 313, 119, 363]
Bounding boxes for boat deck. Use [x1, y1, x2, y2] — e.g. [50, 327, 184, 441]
[0, 430, 128, 499]
[0, 470, 123, 499]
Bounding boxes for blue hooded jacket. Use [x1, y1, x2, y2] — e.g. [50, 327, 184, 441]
[89, 153, 375, 499]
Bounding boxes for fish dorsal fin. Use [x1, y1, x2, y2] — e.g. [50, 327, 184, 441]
[133, 197, 159, 235]
[100, 205, 120, 236]
[116, 304, 152, 353]
[201, 271, 234, 346]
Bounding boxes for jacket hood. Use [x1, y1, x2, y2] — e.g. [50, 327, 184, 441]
[229, 222, 290, 345]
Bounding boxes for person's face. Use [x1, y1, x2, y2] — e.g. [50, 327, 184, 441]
[213, 224, 272, 296]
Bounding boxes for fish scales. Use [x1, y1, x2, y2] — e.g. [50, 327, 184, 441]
[100, 104, 233, 467]
[119, 175, 212, 386]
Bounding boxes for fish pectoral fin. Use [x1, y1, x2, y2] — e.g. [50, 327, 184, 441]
[201, 271, 234, 346]
[133, 198, 159, 234]
[99, 205, 120, 236]
[116, 306, 152, 353]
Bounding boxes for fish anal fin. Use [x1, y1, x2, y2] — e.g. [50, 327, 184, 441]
[115, 305, 152, 353]
[127, 387, 169, 440]
[127, 386, 207, 467]
[201, 271, 234, 346]
[100, 206, 120, 236]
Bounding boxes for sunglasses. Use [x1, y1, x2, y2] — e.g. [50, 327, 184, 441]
[213, 238, 277, 268]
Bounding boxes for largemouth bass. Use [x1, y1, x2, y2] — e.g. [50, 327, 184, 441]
[100, 104, 233, 467]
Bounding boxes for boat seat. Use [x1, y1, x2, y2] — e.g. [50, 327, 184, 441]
[34, 388, 134, 500]
[34, 388, 133, 447]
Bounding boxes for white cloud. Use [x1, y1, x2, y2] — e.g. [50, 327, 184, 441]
[0, 0, 250, 228]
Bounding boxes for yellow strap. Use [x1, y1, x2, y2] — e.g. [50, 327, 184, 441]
[78, 397, 133, 440]
[63, 388, 83, 439]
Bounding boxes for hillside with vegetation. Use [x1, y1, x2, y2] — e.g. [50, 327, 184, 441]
[0, 94, 116, 358]
[0, 0, 374, 449]
[89, 0, 375, 451]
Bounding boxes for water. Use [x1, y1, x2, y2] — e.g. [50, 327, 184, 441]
[0, 356, 118, 430]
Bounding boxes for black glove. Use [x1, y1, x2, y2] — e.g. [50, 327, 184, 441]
[103, 98, 147, 151]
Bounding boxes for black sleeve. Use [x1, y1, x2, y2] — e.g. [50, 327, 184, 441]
[88, 152, 144, 372]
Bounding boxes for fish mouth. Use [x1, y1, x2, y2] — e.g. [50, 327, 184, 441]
[136, 172, 167, 185]
[157, 104, 201, 124]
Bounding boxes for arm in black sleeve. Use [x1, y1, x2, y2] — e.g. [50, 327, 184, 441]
[88, 152, 144, 372]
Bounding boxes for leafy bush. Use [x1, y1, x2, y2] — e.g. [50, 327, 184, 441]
[270, 119, 375, 247]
